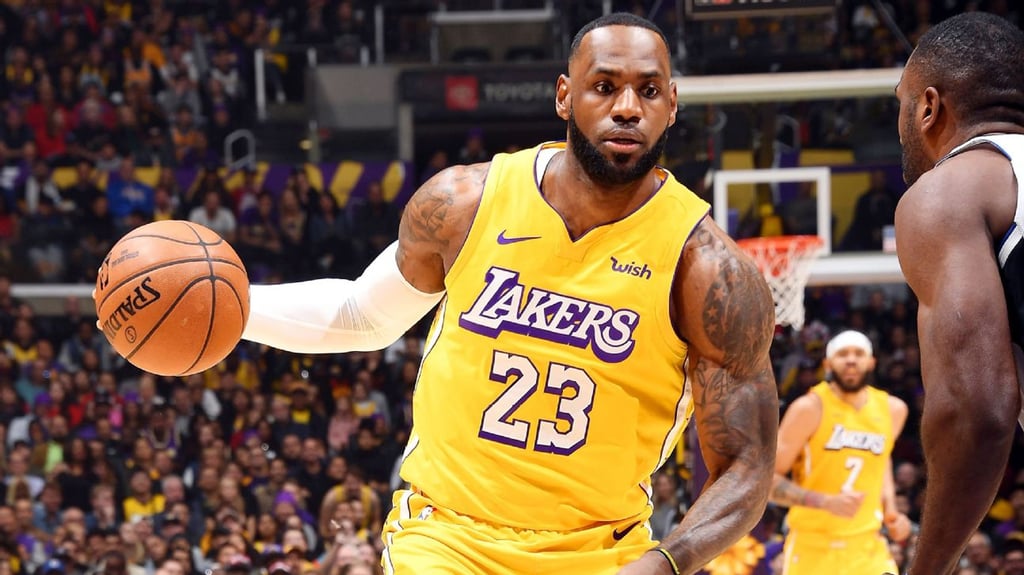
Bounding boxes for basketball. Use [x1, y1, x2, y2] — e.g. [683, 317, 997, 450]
[94, 220, 250, 377]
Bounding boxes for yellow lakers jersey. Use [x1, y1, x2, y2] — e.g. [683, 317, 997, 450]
[399, 142, 710, 531]
[787, 382, 894, 537]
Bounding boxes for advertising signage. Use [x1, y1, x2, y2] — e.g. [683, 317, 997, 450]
[399, 65, 564, 121]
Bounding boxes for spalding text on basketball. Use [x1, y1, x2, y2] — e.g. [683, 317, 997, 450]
[101, 277, 162, 341]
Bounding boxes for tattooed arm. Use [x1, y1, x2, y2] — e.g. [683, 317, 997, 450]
[396, 163, 488, 291]
[241, 164, 486, 353]
[633, 218, 778, 574]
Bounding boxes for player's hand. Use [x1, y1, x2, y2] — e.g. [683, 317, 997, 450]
[822, 490, 865, 518]
[616, 550, 674, 575]
[883, 511, 912, 542]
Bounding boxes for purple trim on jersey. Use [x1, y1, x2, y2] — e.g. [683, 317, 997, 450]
[651, 363, 689, 476]
[458, 266, 640, 363]
[669, 210, 711, 345]
[531, 142, 671, 243]
[1000, 222, 1018, 253]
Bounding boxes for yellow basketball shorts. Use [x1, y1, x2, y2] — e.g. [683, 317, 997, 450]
[782, 530, 897, 575]
[380, 489, 657, 574]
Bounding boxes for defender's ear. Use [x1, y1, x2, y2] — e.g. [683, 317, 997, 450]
[920, 86, 941, 134]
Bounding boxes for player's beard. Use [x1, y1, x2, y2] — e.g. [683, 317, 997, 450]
[834, 371, 870, 393]
[900, 112, 929, 186]
[568, 109, 668, 188]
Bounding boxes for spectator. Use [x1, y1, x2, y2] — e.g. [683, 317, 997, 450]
[187, 189, 236, 243]
[61, 159, 102, 214]
[170, 105, 202, 166]
[961, 531, 998, 575]
[350, 181, 398, 267]
[123, 468, 165, 523]
[4, 450, 43, 501]
[67, 97, 111, 164]
[32, 481, 63, 535]
[16, 158, 63, 216]
[308, 192, 353, 276]
[650, 471, 683, 542]
[840, 170, 898, 251]
[0, 105, 35, 167]
[105, 156, 154, 229]
[458, 128, 488, 164]
[418, 149, 448, 185]
[326, 396, 358, 455]
[206, 105, 234, 160]
[112, 106, 148, 164]
[208, 48, 244, 104]
[1005, 538, 1024, 575]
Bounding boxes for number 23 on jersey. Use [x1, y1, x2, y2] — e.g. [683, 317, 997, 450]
[479, 350, 596, 455]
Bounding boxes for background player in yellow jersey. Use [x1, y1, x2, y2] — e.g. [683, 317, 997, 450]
[237, 12, 779, 575]
[769, 330, 911, 575]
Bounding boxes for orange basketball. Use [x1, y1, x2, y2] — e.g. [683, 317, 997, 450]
[94, 220, 250, 376]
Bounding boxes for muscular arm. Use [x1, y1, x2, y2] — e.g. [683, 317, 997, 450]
[655, 219, 779, 573]
[240, 164, 484, 353]
[769, 394, 826, 509]
[395, 163, 487, 292]
[898, 161, 1020, 575]
[882, 397, 908, 518]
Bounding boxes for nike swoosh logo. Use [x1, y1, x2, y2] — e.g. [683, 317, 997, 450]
[497, 230, 541, 245]
[612, 521, 640, 541]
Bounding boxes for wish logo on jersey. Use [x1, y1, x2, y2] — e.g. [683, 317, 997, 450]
[823, 424, 886, 455]
[459, 266, 639, 363]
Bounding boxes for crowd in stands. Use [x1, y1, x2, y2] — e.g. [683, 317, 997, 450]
[0, 1, 1020, 575]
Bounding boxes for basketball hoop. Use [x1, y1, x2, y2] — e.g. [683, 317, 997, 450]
[736, 235, 825, 330]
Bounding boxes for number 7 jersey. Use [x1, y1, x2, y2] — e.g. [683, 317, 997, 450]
[398, 142, 710, 531]
[787, 382, 894, 537]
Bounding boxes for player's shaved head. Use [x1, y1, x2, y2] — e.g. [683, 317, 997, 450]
[909, 12, 1024, 128]
[569, 12, 671, 66]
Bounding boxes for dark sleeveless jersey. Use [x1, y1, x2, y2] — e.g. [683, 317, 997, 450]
[939, 134, 1024, 347]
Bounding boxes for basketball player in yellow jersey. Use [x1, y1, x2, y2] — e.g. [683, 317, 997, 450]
[770, 330, 911, 575]
[237, 12, 778, 575]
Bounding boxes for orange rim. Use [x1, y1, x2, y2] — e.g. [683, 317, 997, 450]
[735, 235, 824, 253]
[736, 235, 824, 278]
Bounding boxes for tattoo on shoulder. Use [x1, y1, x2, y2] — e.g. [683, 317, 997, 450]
[689, 224, 777, 465]
[692, 225, 775, 376]
[400, 163, 488, 252]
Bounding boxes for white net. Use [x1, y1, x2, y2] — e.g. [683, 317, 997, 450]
[737, 236, 825, 329]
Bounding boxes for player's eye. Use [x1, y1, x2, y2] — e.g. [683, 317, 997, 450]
[595, 82, 613, 94]
[642, 85, 660, 98]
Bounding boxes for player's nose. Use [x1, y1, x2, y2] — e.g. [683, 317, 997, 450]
[611, 87, 642, 124]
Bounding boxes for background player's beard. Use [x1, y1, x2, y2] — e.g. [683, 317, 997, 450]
[900, 111, 929, 186]
[834, 372, 870, 393]
[568, 109, 668, 188]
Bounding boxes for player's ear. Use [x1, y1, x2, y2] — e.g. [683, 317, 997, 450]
[555, 74, 571, 121]
[920, 86, 941, 133]
[667, 81, 677, 127]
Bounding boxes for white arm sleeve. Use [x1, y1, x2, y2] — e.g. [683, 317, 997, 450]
[241, 242, 445, 354]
